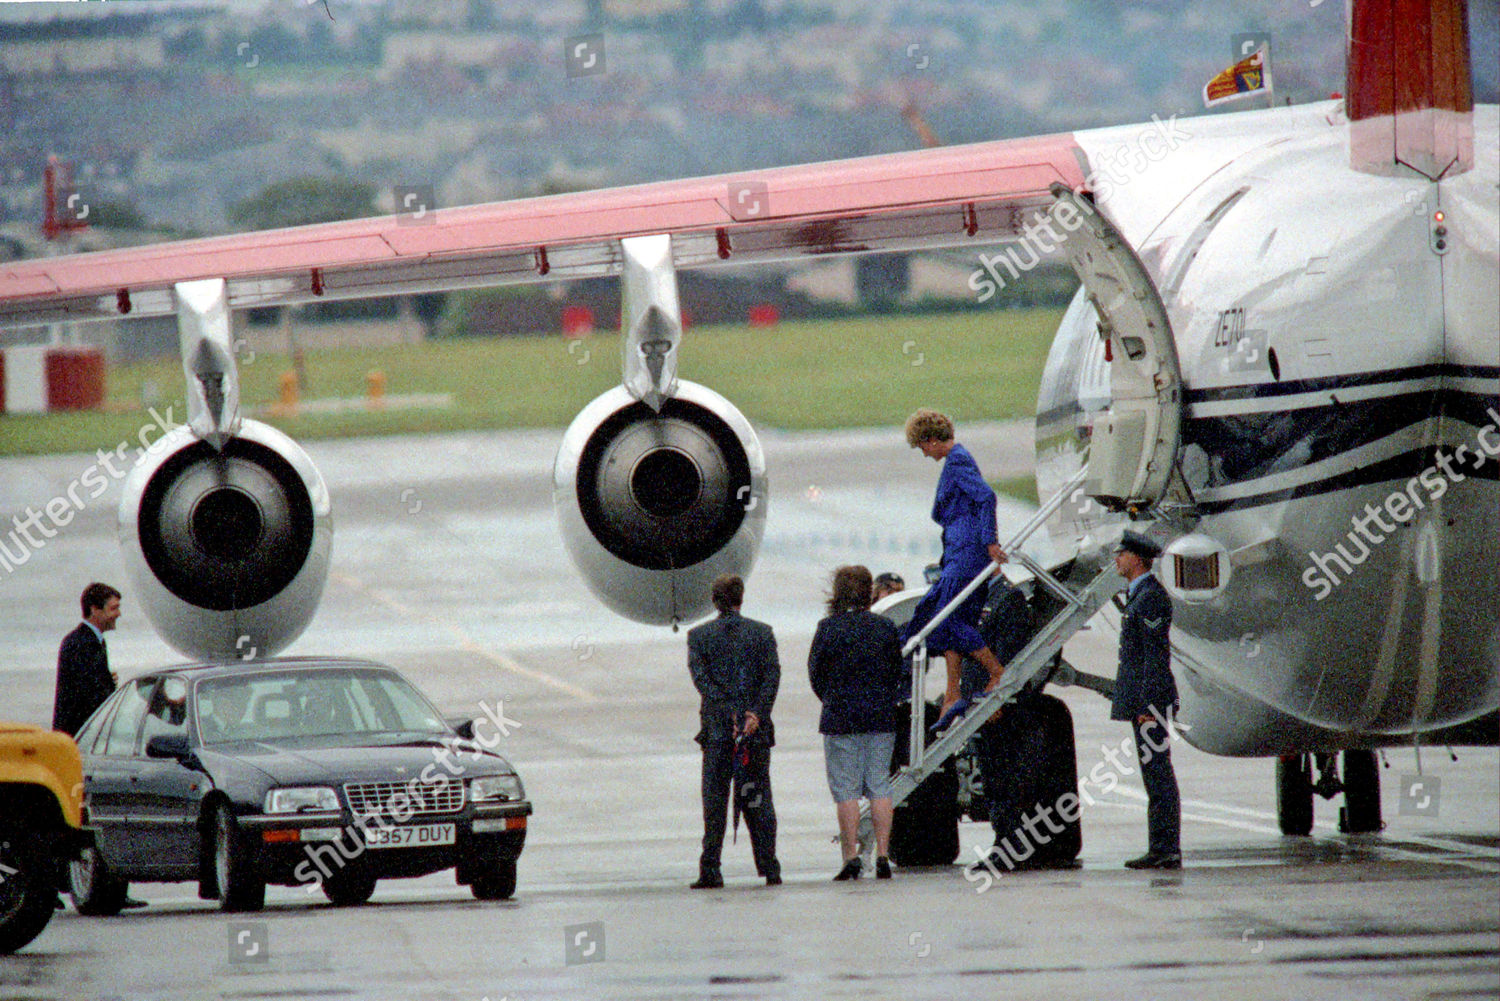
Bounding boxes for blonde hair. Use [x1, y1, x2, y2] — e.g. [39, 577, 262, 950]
[904, 409, 954, 447]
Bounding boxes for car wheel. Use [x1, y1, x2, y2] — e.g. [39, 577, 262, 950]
[470, 859, 517, 901]
[322, 870, 376, 907]
[0, 830, 59, 953]
[212, 804, 265, 912]
[68, 843, 128, 917]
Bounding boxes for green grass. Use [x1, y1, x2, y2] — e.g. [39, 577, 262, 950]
[0, 308, 1062, 457]
[991, 475, 1041, 506]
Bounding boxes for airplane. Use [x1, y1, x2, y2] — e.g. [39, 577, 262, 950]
[0, 0, 1493, 839]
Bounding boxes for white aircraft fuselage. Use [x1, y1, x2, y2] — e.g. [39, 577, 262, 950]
[1036, 102, 1499, 756]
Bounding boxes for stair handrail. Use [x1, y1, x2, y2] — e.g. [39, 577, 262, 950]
[900, 466, 1089, 658]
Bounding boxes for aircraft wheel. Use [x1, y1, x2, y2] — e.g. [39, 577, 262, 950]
[1276, 754, 1314, 836]
[1339, 750, 1383, 834]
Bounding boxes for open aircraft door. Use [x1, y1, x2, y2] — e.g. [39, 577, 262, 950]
[1049, 183, 1183, 511]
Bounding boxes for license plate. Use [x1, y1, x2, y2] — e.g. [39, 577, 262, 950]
[364, 823, 456, 849]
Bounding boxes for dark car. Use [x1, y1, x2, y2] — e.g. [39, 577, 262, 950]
[66, 657, 532, 913]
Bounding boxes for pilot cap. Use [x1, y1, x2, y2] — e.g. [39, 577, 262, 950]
[1116, 530, 1162, 563]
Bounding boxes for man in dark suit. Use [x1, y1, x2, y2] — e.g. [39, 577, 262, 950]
[1110, 531, 1182, 870]
[686, 574, 781, 888]
[53, 582, 121, 737]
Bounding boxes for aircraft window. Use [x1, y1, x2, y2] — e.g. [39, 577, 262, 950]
[100, 679, 153, 757]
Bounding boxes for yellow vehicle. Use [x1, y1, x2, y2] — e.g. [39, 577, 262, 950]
[0, 724, 86, 953]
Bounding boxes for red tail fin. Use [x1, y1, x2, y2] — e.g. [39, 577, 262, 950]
[1347, 0, 1474, 179]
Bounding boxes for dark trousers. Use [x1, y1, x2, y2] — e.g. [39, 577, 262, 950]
[1132, 719, 1181, 855]
[699, 739, 778, 877]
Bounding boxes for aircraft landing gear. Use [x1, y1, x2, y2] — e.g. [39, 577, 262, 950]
[1276, 750, 1384, 836]
[1276, 754, 1314, 836]
[1338, 749, 1383, 834]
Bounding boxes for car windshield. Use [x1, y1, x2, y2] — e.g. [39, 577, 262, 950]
[195, 667, 448, 745]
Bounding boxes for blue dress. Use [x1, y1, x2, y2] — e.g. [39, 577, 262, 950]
[901, 443, 999, 656]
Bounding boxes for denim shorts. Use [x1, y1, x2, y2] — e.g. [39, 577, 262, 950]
[823, 731, 897, 802]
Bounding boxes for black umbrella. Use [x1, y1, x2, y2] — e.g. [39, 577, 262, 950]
[730, 728, 753, 843]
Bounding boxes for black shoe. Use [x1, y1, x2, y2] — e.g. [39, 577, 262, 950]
[833, 858, 862, 881]
[765, 872, 782, 886]
[690, 872, 724, 889]
[875, 856, 892, 879]
[120, 896, 149, 909]
[1124, 852, 1181, 870]
[967, 848, 1008, 874]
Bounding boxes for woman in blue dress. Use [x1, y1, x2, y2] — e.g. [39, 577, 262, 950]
[901, 409, 1009, 729]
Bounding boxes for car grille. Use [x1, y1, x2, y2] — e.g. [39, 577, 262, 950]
[343, 779, 465, 817]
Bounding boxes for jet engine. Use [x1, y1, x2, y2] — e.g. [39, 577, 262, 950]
[119, 419, 332, 661]
[553, 380, 767, 626]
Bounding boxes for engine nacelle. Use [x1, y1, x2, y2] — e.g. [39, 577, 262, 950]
[553, 381, 768, 626]
[119, 419, 332, 660]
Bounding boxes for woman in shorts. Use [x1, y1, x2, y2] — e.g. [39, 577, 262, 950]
[808, 564, 906, 880]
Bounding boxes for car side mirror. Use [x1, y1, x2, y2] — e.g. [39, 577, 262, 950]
[146, 734, 192, 761]
[446, 717, 477, 740]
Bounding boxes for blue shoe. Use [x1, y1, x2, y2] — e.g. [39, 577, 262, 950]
[931, 698, 972, 734]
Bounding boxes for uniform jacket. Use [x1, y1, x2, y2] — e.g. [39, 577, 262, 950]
[1110, 573, 1178, 722]
[688, 611, 780, 746]
[933, 443, 998, 576]
[808, 610, 904, 735]
[53, 622, 114, 736]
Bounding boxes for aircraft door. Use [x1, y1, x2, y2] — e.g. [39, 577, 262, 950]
[1048, 183, 1183, 511]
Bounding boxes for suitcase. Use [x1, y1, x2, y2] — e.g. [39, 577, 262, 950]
[974, 690, 1081, 869]
[887, 699, 960, 867]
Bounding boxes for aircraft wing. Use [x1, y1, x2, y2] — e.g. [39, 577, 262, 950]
[0, 132, 1085, 330]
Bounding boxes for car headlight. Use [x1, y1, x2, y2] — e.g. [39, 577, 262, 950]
[264, 786, 340, 814]
[470, 774, 524, 802]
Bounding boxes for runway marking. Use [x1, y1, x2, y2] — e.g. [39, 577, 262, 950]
[331, 571, 596, 701]
[1108, 787, 1500, 873]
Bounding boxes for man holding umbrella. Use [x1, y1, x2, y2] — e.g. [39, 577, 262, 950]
[687, 574, 782, 888]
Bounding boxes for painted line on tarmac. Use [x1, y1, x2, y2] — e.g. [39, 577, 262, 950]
[1110, 787, 1500, 873]
[331, 571, 596, 701]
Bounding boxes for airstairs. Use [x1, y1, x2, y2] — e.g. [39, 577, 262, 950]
[887, 467, 1128, 808]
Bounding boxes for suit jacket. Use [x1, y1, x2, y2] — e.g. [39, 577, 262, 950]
[53, 622, 114, 736]
[932, 443, 998, 575]
[687, 610, 780, 746]
[1110, 574, 1178, 722]
[808, 610, 903, 735]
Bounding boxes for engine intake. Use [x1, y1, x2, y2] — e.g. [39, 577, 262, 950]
[120, 419, 331, 660]
[555, 381, 767, 626]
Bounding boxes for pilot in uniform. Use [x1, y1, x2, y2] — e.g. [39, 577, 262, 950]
[1111, 531, 1182, 869]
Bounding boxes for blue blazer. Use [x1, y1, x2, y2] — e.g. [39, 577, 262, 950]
[933, 443, 998, 574]
[1110, 574, 1178, 722]
[687, 611, 780, 746]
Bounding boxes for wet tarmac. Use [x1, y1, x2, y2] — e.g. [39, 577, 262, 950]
[0, 423, 1495, 1000]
